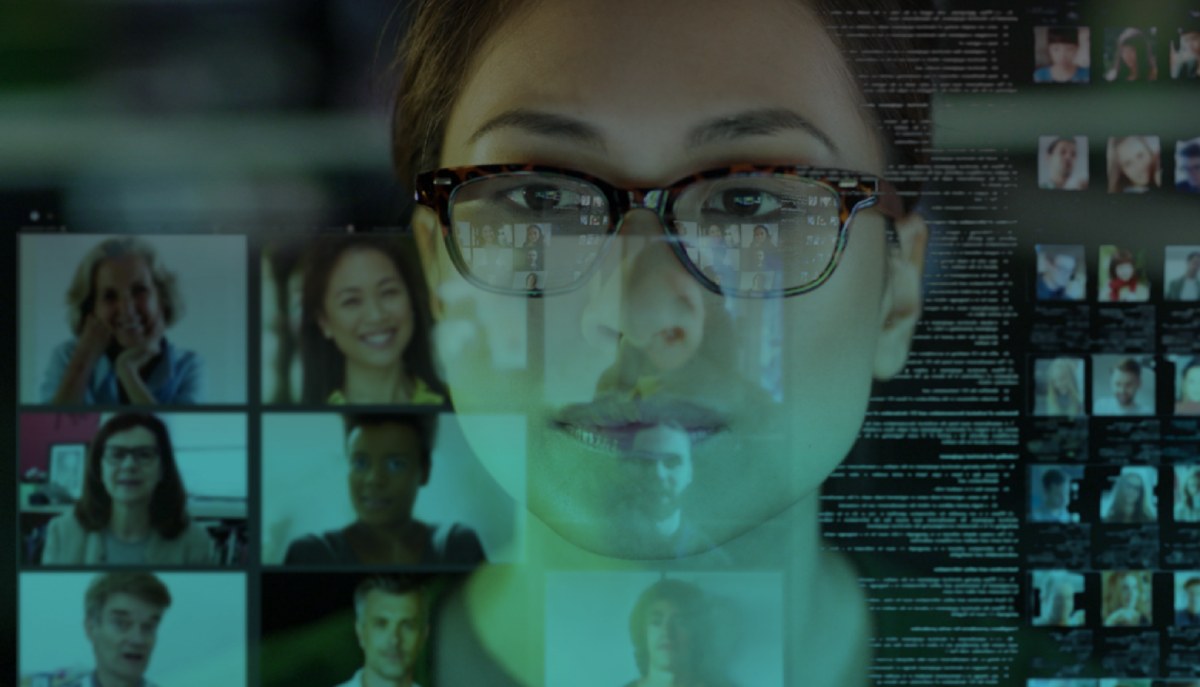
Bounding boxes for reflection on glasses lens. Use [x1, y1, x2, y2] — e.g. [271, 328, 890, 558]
[104, 447, 159, 463]
[448, 172, 843, 294]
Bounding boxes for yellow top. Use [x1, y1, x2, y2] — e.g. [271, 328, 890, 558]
[326, 377, 446, 406]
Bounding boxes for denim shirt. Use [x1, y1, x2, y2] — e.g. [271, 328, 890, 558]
[40, 337, 204, 405]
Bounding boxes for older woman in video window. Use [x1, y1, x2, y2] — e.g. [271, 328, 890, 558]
[299, 235, 445, 405]
[283, 413, 485, 566]
[397, 0, 930, 683]
[41, 413, 216, 565]
[41, 237, 204, 405]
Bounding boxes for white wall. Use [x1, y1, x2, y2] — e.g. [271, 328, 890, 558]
[20, 234, 248, 403]
[20, 572, 246, 687]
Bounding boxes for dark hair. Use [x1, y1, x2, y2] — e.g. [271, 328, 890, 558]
[85, 571, 172, 623]
[299, 235, 444, 405]
[1112, 28, 1156, 81]
[74, 413, 190, 539]
[1046, 137, 1076, 156]
[1187, 251, 1200, 262]
[1108, 248, 1138, 281]
[353, 574, 428, 621]
[1042, 468, 1067, 491]
[1184, 576, 1200, 592]
[627, 578, 707, 676]
[343, 413, 436, 484]
[1047, 27, 1080, 46]
[1182, 143, 1200, 160]
[390, 0, 932, 215]
[1114, 357, 1142, 378]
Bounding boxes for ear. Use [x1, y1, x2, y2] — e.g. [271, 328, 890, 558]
[411, 206, 445, 320]
[874, 212, 928, 381]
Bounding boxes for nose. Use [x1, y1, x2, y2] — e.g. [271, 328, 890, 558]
[581, 209, 706, 381]
[365, 295, 385, 322]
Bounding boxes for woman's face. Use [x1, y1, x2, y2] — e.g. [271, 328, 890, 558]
[1183, 367, 1200, 402]
[1113, 260, 1136, 281]
[92, 255, 165, 351]
[1187, 471, 1200, 496]
[415, 0, 922, 556]
[1050, 363, 1074, 394]
[526, 226, 542, 244]
[347, 423, 424, 526]
[1116, 138, 1154, 187]
[1119, 575, 1138, 609]
[100, 426, 162, 506]
[1117, 474, 1143, 510]
[319, 247, 414, 372]
[1120, 43, 1137, 69]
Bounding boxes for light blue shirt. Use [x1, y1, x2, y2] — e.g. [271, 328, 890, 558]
[40, 337, 204, 404]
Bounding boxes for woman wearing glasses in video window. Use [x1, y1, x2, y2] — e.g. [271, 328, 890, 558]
[41, 413, 216, 566]
[394, 0, 929, 684]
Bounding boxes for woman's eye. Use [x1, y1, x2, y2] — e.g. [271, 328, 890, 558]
[350, 456, 368, 471]
[702, 187, 784, 219]
[387, 457, 407, 472]
[340, 297, 361, 308]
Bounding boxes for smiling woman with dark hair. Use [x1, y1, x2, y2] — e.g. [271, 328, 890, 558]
[283, 413, 485, 567]
[298, 235, 445, 406]
[41, 413, 215, 565]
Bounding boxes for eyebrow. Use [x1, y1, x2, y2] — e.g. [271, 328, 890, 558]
[468, 107, 838, 155]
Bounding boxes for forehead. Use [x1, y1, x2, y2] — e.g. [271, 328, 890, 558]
[444, 0, 883, 179]
[101, 592, 162, 618]
[330, 248, 399, 282]
[363, 590, 421, 617]
[106, 426, 157, 447]
[349, 423, 420, 452]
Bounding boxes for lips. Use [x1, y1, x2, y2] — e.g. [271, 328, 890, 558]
[358, 495, 393, 510]
[552, 397, 726, 454]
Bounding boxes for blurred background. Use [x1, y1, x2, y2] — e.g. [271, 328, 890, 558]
[1, 0, 410, 230]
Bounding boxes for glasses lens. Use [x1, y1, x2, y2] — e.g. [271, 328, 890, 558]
[448, 172, 610, 292]
[674, 175, 842, 293]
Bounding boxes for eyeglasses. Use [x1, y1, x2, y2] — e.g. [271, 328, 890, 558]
[102, 446, 159, 464]
[414, 164, 903, 298]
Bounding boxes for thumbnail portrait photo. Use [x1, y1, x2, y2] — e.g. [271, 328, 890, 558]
[1030, 569, 1086, 627]
[19, 234, 248, 405]
[1035, 245, 1086, 301]
[18, 412, 247, 566]
[1032, 357, 1086, 418]
[1170, 25, 1200, 80]
[1174, 572, 1200, 626]
[259, 233, 446, 406]
[1104, 27, 1159, 82]
[1033, 27, 1091, 84]
[1169, 355, 1200, 415]
[1173, 465, 1200, 522]
[1029, 465, 1083, 524]
[1098, 246, 1150, 303]
[1163, 246, 1200, 302]
[260, 412, 518, 567]
[19, 571, 246, 687]
[1107, 136, 1161, 194]
[1101, 570, 1153, 627]
[1038, 136, 1089, 190]
[260, 573, 443, 687]
[1173, 138, 1200, 193]
[1091, 355, 1156, 417]
[1099, 467, 1158, 524]
[545, 571, 784, 687]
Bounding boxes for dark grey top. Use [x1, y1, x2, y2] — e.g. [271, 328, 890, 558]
[282, 520, 486, 568]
